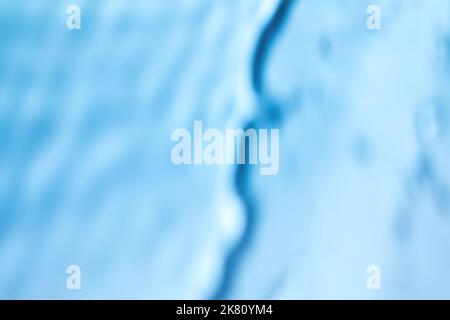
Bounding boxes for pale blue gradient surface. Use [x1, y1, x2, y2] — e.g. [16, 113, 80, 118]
[0, 0, 450, 299]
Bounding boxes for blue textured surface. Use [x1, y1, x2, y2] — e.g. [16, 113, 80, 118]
[1, 0, 450, 299]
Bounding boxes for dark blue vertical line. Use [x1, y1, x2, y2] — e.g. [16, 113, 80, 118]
[252, 0, 297, 96]
[212, 0, 296, 299]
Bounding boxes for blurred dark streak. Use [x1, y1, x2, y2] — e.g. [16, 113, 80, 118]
[212, 0, 296, 299]
[252, 0, 296, 96]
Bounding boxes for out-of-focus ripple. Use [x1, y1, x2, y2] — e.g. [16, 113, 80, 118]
[0, 0, 264, 299]
[2, 0, 450, 299]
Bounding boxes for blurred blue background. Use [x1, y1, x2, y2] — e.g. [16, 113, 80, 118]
[1, 0, 450, 299]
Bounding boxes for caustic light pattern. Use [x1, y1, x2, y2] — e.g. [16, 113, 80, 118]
[1, 0, 450, 299]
